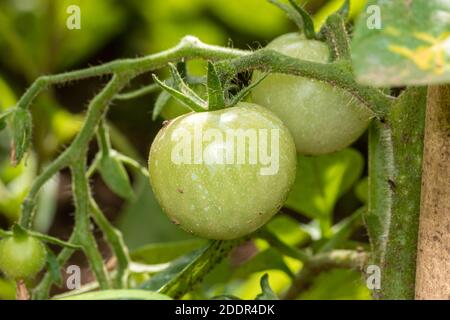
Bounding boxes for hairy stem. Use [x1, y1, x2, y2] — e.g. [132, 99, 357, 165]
[71, 160, 110, 290]
[90, 199, 130, 289]
[216, 49, 391, 117]
[320, 13, 351, 61]
[368, 88, 427, 299]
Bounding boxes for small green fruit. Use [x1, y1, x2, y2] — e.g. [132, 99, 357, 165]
[0, 235, 46, 280]
[252, 33, 372, 155]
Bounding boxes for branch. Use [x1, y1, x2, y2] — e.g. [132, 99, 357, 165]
[15, 36, 248, 113]
[319, 13, 351, 61]
[216, 49, 392, 117]
[71, 159, 111, 290]
[90, 199, 130, 289]
[115, 83, 160, 100]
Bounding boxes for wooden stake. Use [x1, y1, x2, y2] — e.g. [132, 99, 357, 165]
[415, 85, 450, 300]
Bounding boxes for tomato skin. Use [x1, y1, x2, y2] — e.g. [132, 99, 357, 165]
[0, 235, 46, 280]
[252, 33, 372, 155]
[148, 102, 297, 240]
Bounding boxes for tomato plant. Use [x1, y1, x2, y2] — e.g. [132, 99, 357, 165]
[149, 102, 297, 239]
[0, 235, 46, 280]
[0, 0, 447, 302]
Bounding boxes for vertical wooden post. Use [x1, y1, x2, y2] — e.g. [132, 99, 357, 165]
[415, 85, 450, 300]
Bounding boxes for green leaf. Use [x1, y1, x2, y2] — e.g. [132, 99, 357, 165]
[288, 0, 316, 39]
[56, 289, 172, 300]
[0, 119, 6, 132]
[352, 0, 450, 86]
[130, 239, 207, 264]
[337, 0, 350, 19]
[140, 247, 204, 292]
[267, 0, 305, 33]
[285, 148, 364, 219]
[152, 74, 206, 112]
[0, 76, 17, 112]
[255, 274, 278, 300]
[46, 248, 63, 287]
[152, 90, 172, 121]
[141, 240, 239, 298]
[11, 108, 32, 165]
[298, 269, 370, 300]
[168, 63, 207, 107]
[233, 248, 294, 279]
[117, 176, 193, 250]
[320, 207, 364, 252]
[257, 228, 309, 262]
[12, 223, 27, 238]
[206, 61, 225, 110]
[211, 294, 241, 300]
[98, 153, 134, 200]
[265, 215, 311, 246]
[354, 177, 368, 204]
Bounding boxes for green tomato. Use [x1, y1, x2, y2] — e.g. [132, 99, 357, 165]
[252, 33, 372, 155]
[0, 235, 46, 280]
[148, 102, 297, 240]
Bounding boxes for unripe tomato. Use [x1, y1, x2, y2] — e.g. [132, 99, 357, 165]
[148, 102, 297, 240]
[252, 33, 372, 155]
[0, 235, 46, 280]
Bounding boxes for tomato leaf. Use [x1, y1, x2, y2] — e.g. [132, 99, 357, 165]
[288, 0, 316, 39]
[130, 239, 207, 265]
[352, 0, 450, 86]
[11, 108, 32, 165]
[337, 0, 350, 19]
[285, 148, 364, 220]
[257, 228, 309, 262]
[152, 90, 172, 121]
[298, 269, 371, 300]
[354, 177, 368, 204]
[211, 295, 241, 300]
[267, 0, 305, 33]
[98, 154, 134, 200]
[152, 74, 207, 112]
[255, 274, 278, 300]
[206, 61, 225, 110]
[0, 111, 8, 131]
[56, 289, 172, 300]
[140, 240, 239, 298]
[232, 248, 295, 279]
[46, 248, 63, 287]
[168, 63, 207, 108]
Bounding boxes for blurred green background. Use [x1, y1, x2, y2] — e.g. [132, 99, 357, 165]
[0, 0, 370, 300]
